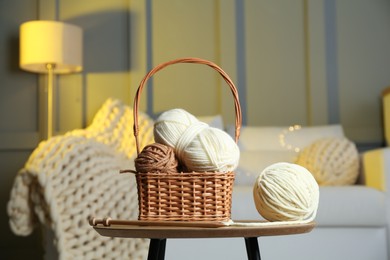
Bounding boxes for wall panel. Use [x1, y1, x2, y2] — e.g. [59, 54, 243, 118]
[0, 0, 39, 134]
[86, 72, 130, 123]
[307, 0, 328, 125]
[0, 1, 44, 258]
[336, 0, 390, 143]
[151, 0, 220, 116]
[219, 0, 238, 126]
[244, 0, 307, 126]
[59, 0, 132, 130]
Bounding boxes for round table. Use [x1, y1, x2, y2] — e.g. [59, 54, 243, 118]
[92, 220, 315, 260]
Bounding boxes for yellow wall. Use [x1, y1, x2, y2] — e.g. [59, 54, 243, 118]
[11, 0, 390, 145]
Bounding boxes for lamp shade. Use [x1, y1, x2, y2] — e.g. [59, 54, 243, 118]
[20, 20, 83, 74]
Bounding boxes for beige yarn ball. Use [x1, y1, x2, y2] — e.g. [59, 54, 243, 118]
[295, 137, 359, 186]
[135, 143, 179, 174]
[154, 108, 240, 172]
[253, 162, 319, 222]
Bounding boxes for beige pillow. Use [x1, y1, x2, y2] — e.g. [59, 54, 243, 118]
[295, 137, 359, 186]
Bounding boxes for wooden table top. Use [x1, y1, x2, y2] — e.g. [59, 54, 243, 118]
[92, 221, 315, 239]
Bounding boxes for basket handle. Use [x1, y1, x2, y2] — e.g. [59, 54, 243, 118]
[133, 57, 242, 155]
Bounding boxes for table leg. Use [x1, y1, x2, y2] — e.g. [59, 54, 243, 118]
[147, 238, 167, 260]
[244, 237, 261, 260]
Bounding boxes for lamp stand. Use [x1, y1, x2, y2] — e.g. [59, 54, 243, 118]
[46, 63, 55, 138]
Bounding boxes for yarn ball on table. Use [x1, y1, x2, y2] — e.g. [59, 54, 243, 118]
[154, 108, 240, 173]
[295, 137, 359, 186]
[135, 143, 179, 173]
[253, 162, 319, 222]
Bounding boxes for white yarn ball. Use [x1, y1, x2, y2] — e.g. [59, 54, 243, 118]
[253, 162, 319, 222]
[154, 109, 240, 172]
[154, 109, 199, 147]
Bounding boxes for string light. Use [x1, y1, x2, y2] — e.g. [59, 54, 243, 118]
[279, 124, 302, 153]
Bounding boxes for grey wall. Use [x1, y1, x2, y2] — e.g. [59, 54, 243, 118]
[1, 0, 44, 258]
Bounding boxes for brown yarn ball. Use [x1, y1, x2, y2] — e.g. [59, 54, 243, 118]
[135, 143, 179, 173]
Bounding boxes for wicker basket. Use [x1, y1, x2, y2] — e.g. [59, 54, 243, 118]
[132, 57, 242, 222]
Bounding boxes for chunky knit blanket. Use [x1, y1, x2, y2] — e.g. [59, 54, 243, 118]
[7, 98, 154, 260]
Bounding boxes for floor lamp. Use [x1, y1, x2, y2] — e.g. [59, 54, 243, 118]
[19, 20, 83, 139]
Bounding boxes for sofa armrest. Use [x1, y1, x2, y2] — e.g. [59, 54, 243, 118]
[362, 147, 390, 191]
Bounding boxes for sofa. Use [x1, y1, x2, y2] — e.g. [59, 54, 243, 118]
[165, 122, 390, 260]
[8, 99, 390, 260]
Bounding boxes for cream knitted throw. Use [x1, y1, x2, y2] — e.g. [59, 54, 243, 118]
[7, 98, 154, 260]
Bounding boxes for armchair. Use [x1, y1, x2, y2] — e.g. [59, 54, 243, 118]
[7, 99, 154, 259]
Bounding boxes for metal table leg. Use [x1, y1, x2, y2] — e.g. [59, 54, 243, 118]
[147, 238, 167, 260]
[244, 237, 261, 260]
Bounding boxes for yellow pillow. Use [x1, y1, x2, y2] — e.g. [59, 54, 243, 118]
[295, 137, 359, 186]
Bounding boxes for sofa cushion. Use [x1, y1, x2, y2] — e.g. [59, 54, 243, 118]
[228, 125, 346, 186]
[235, 150, 297, 185]
[231, 185, 386, 227]
[227, 125, 345, 151]
[197, 115, 224, 130]
[316, 186, 386, 226]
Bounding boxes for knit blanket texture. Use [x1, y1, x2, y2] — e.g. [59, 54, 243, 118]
[7, 98, 154, 260]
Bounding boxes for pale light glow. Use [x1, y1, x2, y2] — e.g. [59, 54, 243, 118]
[279, 124, 302, 152]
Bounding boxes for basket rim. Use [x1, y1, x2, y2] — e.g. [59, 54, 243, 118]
[135, 171, 235, 175]
[135, 171, 235, 180]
